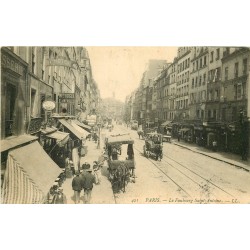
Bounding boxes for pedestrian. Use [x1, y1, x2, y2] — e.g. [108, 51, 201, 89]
[72, 171, 82, 204]
[81, 166, 96, 204]
[93, 161, 100, 184]
[178, 132, 181, 142]
[53, 187, 67, 204]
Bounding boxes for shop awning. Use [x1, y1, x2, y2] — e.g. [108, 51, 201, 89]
[73, 120, 91, 131]
[2, 141, 62, 204]
[71, 121, 90, 138]
[180, 128, 190, 132]
[40, 126, 58, 135]
[46, 131, 70, 146]
[161, 121, 172, 127]
[0, 134, 38, 153]
[58, 119, 86, 140]
[71, 120, 91, 136]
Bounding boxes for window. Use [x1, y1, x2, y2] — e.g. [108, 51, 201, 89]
[200, 58, 202, 68]
[193, 62, 195, 71]
[192, 78, 194, 88]
[203, 73, 206, 84]
[208, 110, 211, 118]
[215, 89, 219, 100]
[213, 110, 217, 120]
[5, 84, 17, 137]
[42, 70, 44, 80]
[225, 67, 229, 80]
[31, 89, 36, 116]
[196, 61, 198, 70]
[40, 94, 45, 120]
[210, 51, 214, 63]
[204, 56, 207, 66]
[32, 53, 35, 74]
[208, 90, 212, 101]
[222, 108, 226, 120]
[232, 107, 237, 121]
[216, 48, 220, 60]
[199, 76, 202, 86]
[234, 62, 239, 78]
[236, 83, 242, 99]
[195, 77, 198, 86]
[243, 58, 247, 75]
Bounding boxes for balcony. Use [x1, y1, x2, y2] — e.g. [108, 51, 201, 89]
[5, 120, 14, 137]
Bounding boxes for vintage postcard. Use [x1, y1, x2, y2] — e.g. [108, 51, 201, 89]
[1, 46, 250, 204]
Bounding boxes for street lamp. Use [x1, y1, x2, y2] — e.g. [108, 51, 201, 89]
[97, 116, 101, 149]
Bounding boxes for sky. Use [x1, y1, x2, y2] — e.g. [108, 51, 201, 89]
[86, 47, 178, 102]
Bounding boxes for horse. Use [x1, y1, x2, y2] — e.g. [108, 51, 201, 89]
[154, 144, 163, 161]
[137, 130, 144, 139]
[112, 163, 130, 193]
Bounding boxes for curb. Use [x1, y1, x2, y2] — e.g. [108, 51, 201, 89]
[173, 142, 250, 173]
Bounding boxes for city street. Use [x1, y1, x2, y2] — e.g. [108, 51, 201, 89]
[104, 124, 250, 204]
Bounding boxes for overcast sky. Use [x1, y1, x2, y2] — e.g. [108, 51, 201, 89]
[86, 47, 178, 102]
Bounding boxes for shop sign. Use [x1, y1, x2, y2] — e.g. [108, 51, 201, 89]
[59, 93, 75, 99]
[47, 57, 77, 69]
[1, 53, 25, 75]
[205, 127, 216, 132]
[42, 101, 56, 111]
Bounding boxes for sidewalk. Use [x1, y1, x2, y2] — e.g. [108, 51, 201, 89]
[172, 139, 250, 172]
[61, 139, 115, 204]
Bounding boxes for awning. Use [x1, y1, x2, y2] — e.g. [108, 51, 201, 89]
[180, 128, 190, 132]
[40, 126, 58, 135]
[2, 141, 62, 204]
[0, 134, 38, 153]
[58, 119, 86, 140]
[161, 121, 172, 127]
[73, 120, 91, 132]
[46, 131, 70, 146]
[71, 121, 90, 138]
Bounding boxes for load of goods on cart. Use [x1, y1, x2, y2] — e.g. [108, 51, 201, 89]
[104, 134, 136, 193]
[143, 132, 163, 161]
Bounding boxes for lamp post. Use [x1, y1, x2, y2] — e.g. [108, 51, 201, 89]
[97, 116, 101, 149]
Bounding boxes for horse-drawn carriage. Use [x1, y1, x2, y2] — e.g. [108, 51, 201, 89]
[105, 134, 135, 193]
[143, 132, 163, 161]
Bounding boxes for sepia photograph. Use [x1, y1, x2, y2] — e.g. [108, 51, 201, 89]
[1, 46, 249, 204]
[1, 1, 250, 250]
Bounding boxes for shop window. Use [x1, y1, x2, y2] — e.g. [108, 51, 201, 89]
[5, 84, 17, 137]
[40, 94, 45, 120]
[30, 89, 36, 117]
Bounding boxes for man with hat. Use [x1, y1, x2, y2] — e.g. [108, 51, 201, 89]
[81, 165, 96, 204]
[72, 171, 82, 204]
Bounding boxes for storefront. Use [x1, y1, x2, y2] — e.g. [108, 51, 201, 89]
[1, 141, 62, 204]
[58, 119, 89, 171]
[40, 127, 70, 167]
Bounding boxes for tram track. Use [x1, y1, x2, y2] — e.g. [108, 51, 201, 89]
[135, 133, 235, 199]
[113, 126, 236, 202]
